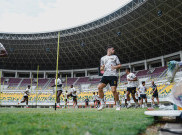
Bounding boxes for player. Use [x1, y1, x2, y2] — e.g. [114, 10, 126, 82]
[85, 97, 89, 108]
[18, 85, 30, 108]
[97, 46, 122, 111]
[0, 43, 8, 57]
[92, 92, 97, 108]
[167, 60, 182, 82]
[138, 81, 147, 108]
[137, 88, 141, 105]
[63, 90, 68, 108]
[123, 91, 128, 107]
[135, 92, 139, 103]
[125, 68, 138, 108]
[67, 85, 78, 108]
[51, 73, 63, 108]
[95, 92, 100, 108]
[151, 81, 159, 107]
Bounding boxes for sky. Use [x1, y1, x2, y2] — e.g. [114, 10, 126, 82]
[0, 0, 132, 33]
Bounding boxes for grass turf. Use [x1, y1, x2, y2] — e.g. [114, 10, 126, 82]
[0, 108, 153, 135]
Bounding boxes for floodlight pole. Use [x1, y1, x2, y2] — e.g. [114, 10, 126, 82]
[36, 65, 39, 108]
[55, 32, 60, 110]
[0, 71, 1, 106]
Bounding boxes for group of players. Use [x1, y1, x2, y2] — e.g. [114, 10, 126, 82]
[1, 43, 181, 110]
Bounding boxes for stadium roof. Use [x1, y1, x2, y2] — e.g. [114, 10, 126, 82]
[0, 0, 181, 70]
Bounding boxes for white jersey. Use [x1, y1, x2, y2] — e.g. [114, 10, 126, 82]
[70, 87, 76, 96]
[92, 95, 97, 100]
[54, 78, 62, 91]
[100, 55, 120, 76]
[95, 95, 99, 100]
[127, 73, 138, 87]
[23, 88, 30, 96]
[138, 84, 146, 94]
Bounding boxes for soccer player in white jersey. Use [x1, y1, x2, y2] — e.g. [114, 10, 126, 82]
[67, 85, 78, 108]
[123, 91, 128, 107]
[51, 73, 63, 108]
[167, 60, 182, 82]
[63, 90, 68, 108]
[92, 92, 97, 108]
[138, 81, 147, 108]
[0, 43, 8, 57]
[125, 68, 138, 108]
[18, 85, 30, 108]
[97, 46, 121, 111]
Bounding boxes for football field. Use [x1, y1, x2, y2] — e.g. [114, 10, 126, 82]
[0, 108, 154, 135]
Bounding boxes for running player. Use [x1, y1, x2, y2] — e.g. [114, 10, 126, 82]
[167, 61, 182, 82]
[135, 92, 139, 103]
[92, 92, 97, 108]
[95, 92, 100, 108]
[63, 90, 68, 108]
[0, 43, 8, 57]
[97, 46, 121, 111]
[51, 73, 63, 108]
[137, 88, 141, 105]
[67, 85, 78, 108]
[123, 91, 128, 107]
[138, 81, 147, 108]
[125, 68, 138, 108]
[85, 97, 89, 108]
[18, 85, 30, 108]
[151, 81, 159, 107]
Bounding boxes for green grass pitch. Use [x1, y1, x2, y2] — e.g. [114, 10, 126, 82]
[0, 108, 154, 135]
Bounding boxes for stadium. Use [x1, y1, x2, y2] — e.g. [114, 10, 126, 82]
[0, 0, 182, 134]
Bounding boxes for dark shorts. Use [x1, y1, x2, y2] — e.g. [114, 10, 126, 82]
[127, 87, 136, 94]
[153, 92, 158, 98]
[138, 97, 141, 100]
[85, 102, 89, 106]
[96, 100, 100, 104]
[70, 94, 77, 101]
[140, 94, 147, 99]
[57, 90, 63, 92]
[100, 76, 118, 86]
[23, 96, 28, 100]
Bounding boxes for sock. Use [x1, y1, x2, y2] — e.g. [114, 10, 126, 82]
[26, 105, 28, 107]
[116, 101, 120, 106]
[100, 98, 104, 105]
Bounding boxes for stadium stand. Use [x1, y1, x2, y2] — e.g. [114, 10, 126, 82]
[0, 0, 181, 107]
[6, 78, 22, 90]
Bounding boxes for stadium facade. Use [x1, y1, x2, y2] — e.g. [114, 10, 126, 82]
[0, 0, 181, 76]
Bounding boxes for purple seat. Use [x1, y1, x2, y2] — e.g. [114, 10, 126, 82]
[75, 77, 89, 85]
